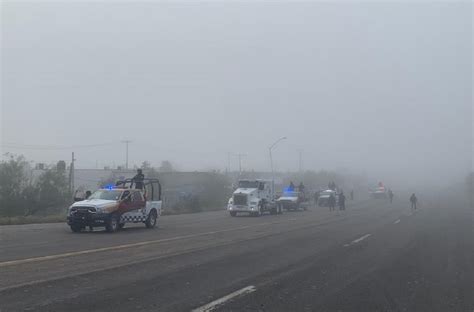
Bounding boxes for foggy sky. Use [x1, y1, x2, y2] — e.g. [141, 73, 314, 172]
[1, 1, 472, 188]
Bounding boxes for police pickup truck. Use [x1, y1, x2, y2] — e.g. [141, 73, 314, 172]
[276, 190, 308, 211]
[67, 178, 162, 233]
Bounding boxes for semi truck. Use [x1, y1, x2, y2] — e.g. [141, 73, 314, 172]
[227, 179, 279, 217]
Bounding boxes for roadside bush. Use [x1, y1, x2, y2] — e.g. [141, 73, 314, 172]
[0, 154, 70, 217]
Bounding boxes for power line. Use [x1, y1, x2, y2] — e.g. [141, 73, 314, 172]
[2, 142, 118, 150]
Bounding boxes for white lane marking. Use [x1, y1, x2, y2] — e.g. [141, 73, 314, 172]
[0, 217, 299, 268]
[394, 219, 401, 224]
[0, 225, 253, 268]
[191, 285, 257, 312]
[343, 234, 372, 247]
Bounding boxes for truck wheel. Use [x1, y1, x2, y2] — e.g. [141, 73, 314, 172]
[105, 213, 120, 233]
[145, 209, 157, 229]
[270, 207, 277, 215]
[118, 223, 125, 230]
[70, 224, 82, 233]
[230, 211, 237, 217]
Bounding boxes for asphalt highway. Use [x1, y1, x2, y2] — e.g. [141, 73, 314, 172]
[0, 195, 471, 312]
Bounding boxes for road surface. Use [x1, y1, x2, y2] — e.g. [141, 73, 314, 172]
[0, 196, 472, 311]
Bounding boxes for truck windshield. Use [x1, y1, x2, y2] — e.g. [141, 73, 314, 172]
[238, 181, 259, 188]
[88, 190, 123, 201]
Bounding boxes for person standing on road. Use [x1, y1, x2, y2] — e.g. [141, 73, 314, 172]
[339, 191, 346, 210]
[388, 189, 394, 203]
[314, 191, 320, 206]
[410, 193, 417, 210]
[298, 182, 305, 193]
[328, 193, 336, 212]
[132, 169, 145, 190]
[289, 181, 295, 191]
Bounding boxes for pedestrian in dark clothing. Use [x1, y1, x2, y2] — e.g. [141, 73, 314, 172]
[339, 192, 346, 210]
[410, 193, 417, 210]
[328, 194, 336, 212]
[132, 169, 145, 190]
[388, 189, 394, 203]
[298, 182, 305, 193]
[314, 191, 320, 205]
[85, 190, 92, 199]
[289, 181, 295, 191]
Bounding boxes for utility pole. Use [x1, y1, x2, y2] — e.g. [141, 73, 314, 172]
[69, 152, 76, 196]
[121, 140, 132, 169]
[297, 149, 303, 173]
[229, 153, 247, 176]
[227, 152, 231, 174]
[236, 153, 246, 175]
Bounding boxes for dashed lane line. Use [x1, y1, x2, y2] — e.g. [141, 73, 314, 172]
[191, 285, 257, 312]
[343, 233, 372, 247]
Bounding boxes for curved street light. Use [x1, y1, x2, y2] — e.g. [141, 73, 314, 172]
[269, 136, 287, 195]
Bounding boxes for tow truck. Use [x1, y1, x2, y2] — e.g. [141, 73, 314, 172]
[67, 178, 162, 233]
[227, 179, 279, 216]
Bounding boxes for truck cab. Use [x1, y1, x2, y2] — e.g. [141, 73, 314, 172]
[227, 179, 277, 217]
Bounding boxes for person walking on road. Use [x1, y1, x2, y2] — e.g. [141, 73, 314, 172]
[339, 191, 346, 211]
[410, 193, 417, 210]
[298, 182, 305, 193]
[328, 193, 336, 212]
[314, 191, 320, 206]
[388, 189, 394, 203]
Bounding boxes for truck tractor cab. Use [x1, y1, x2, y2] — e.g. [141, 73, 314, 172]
[67, 178, 162, 233]
[227, 179, 277, 217]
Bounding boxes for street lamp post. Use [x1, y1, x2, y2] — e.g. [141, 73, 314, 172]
[269, 136, 287, 195]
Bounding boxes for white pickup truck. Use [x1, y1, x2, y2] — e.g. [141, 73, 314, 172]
[317, 189, 339, 207]
[277, 191, 308, 211]
[67, 178, 162, 232]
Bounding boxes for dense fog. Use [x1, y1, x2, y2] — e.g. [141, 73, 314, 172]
[2, 2, 472, 189]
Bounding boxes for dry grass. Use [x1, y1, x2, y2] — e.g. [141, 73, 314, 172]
[0, 214, 65, 226]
